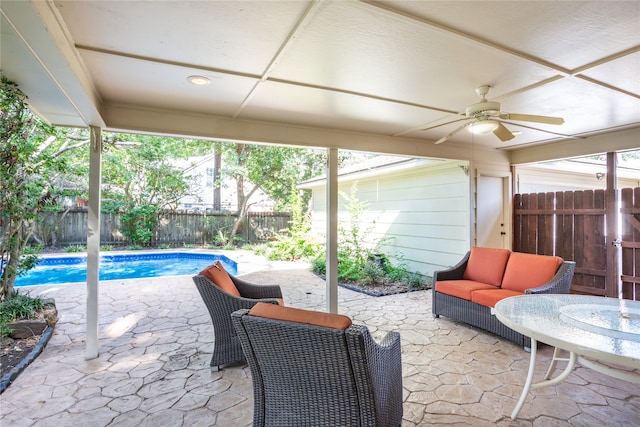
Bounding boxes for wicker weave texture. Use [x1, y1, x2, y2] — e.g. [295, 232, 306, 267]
[193, 275, 282, 370]
[232, 309, 403, 427]
[432, 252, 576, 348]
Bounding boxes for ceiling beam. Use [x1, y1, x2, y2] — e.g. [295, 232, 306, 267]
[102, 102, 509, 163]
[509, 127, 640, 164]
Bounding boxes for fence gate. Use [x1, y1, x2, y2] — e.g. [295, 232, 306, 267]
[620, 187, 640, 300]
[513, 190, 609, 297]
[515, 187, 640, 301]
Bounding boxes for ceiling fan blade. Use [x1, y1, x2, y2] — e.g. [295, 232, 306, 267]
[493, 122, 515, 142]
[421, 117, 468, 132]
[500, 113, 564, 125]
[434, 122, 472, 144]
[500, 120, 585, 139]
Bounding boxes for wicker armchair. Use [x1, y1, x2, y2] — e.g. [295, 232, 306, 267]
[231, 303, 403, 427]
[193, 274, 283, 371]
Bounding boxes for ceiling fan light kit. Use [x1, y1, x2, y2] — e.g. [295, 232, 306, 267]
[469, 120, 499, 135]
[428, 85, 565, 144]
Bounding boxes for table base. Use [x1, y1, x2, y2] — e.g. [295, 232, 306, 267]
[511, 338, 640, 419]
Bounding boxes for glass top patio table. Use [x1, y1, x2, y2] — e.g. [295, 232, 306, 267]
[494, 294, 640, 419]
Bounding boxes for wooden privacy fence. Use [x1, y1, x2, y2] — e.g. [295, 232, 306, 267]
[30, 208, 291, 247]
[514, 188, 639, 301]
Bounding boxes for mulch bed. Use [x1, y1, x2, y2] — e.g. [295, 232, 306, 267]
[313, 272, 431, 296]
[1, 335, 40, 379]
[0, 327, 55, 394]
[338, 281, 430, 296]
[0, 302, 57, 393]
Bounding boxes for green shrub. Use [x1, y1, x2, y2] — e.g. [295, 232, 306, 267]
[22, 244, 43, 255]
[258, 186, 322, 262]
[64, 245, 86, 253]
[385, 265, 426, 289]
[0, 291, 45, 337]
[121, 204, 158, 246]
[266, 232, 322, 261]
[251, 243, 269, 256]
[101, 199, 126, 214]
[16, 253, 40, 278]
[361, 259, 386, 284]
[309, 182, 426, 289]
[311, 254, 326, 275]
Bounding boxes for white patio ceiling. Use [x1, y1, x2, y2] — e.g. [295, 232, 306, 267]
[2, 0, 639, 162]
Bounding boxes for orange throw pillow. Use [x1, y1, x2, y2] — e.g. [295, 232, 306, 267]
[249, 302, 352, 330]
[200, 261, 240, 297]
[463, 247, 511, 287]
[501, 252, 563, 293]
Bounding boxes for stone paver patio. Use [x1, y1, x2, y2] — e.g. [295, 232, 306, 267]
[1, 250, 638, 426]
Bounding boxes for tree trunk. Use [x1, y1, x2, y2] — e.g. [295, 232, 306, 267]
[0, 219, 29, 300]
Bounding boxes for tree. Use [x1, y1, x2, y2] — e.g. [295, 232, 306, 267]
[214, 143, 375, 245]
[100, 133, 213, 210]
[218, 143, 327, 244]
[0, 76, 89, 299]
[96, 133, 215, 246]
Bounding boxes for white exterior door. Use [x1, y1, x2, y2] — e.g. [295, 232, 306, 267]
[477, 175, 508, 248]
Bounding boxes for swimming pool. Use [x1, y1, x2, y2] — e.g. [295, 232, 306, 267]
[14, 252, 238, 286]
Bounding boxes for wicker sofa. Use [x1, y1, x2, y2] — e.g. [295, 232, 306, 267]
[432, 247, 575, 348]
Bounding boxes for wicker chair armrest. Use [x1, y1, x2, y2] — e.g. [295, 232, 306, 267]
[229, 295, 281, 310]
[350, 325, 401, 356]
[525, 261, 576, 295]
[432, 251, 471, 286]
[193, 275, 280, 309]
[348, 325, 403, 426]
[231, 275, 283, 299]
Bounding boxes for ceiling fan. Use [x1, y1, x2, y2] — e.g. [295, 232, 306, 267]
[425, 85, 564, 145]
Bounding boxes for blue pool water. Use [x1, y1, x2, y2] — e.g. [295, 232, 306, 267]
[15, 252, 238, 286]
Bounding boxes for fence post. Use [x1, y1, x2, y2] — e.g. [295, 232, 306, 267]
[605, 152, 619, 298]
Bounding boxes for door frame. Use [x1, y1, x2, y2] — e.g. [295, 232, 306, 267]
[475, 169, 512, 249]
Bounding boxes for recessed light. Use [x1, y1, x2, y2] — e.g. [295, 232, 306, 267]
[188, 75, 211, 86]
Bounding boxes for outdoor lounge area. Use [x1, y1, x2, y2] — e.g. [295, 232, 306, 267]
[1, 251, 638, 426]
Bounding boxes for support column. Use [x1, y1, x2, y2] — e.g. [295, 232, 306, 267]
[326, 148, 338, 313]
[86, 126, 102, 359]
[605, 152, 619, 298]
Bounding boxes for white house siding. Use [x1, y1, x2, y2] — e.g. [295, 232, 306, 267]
[308, 160, 470, 277]
[516, 165, 640, 194]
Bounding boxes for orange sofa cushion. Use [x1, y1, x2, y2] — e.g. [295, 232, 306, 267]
[249, 302, 352, 330]
[435, 280, 497, 300]
[200, 261, 240, 297]
[501, 252, 563, 293]
[470, 288, 522, 308]
[463, 247, 511, 287]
